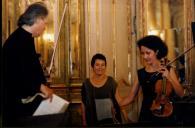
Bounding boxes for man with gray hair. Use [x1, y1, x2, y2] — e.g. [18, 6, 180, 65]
[2, 2, 53, 126]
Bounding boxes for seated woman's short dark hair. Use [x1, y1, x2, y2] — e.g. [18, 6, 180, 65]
[91, 53, 107, 67]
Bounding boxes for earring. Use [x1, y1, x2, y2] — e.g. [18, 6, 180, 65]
[156, 50, 159, 55]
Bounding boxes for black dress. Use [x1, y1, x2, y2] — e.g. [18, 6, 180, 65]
[2, 27, 46, 125]
[137, 67, 175, 125]
[81, 76, 121, 126]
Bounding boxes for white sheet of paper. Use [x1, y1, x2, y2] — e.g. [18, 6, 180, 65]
[33, 94, 69, 116]
[95, 98, 113, 121]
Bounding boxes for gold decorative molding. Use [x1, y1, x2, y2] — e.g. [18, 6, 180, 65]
[112, 0, 117, 78]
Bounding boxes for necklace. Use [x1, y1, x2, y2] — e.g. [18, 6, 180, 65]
[146, 62, 161, 73]
[90, 75, 107, 87]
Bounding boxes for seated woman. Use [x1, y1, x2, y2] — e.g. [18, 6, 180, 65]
[81, 53, 121, 126]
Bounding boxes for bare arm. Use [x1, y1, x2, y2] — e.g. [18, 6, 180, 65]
[115, 76, 140, 107]
[81, 102, 87, 126]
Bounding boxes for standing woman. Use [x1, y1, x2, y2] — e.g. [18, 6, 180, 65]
[2, 2, 53, 126]
[81, 53, 121, 126]
[116, 35, 184, 124]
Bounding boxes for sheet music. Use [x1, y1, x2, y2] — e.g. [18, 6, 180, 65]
[33, 94, 69, 116]
[95, 98, 113, 121]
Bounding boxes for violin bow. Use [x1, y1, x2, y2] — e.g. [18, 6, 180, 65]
[48, 1, 68, 75]
[150, 44, 195, 81]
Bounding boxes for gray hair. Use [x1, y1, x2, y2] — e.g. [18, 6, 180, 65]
[17, 2, 48, 27]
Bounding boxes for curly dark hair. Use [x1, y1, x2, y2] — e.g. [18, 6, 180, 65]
[17, 2, 48, 27]
[137, 35, 168, 59]
[91, 53, 107, 67]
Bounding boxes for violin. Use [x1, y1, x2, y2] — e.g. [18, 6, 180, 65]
[150, 58, 173, 117]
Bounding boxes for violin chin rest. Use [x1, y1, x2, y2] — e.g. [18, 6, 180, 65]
[150, 102, 173, 117]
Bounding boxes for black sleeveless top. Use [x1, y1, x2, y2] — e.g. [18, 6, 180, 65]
[137, 67, 175, 123]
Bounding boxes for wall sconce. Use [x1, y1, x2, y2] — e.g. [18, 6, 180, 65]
[148, 29, 165, 40]
[43, 33, 54, 42]
[148, 29, 159, 36]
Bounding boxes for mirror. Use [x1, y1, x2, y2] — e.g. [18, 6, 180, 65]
[69, 0, 84, 79]
[147, 0, 185, 83]
[42, 0, 85, 85]
[3, 0, 86, 85]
